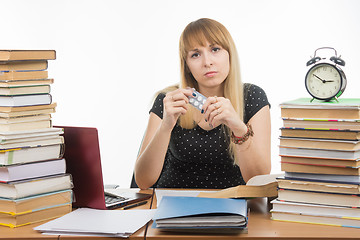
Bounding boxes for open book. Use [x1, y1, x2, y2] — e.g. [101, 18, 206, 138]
[197, 173, 283, 199]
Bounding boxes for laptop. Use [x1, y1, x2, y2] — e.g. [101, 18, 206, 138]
[55, 126, 152, 210]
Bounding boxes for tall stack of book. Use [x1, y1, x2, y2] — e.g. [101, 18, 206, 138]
[271, 98, 360, 228]
[0, 50, 72, 228]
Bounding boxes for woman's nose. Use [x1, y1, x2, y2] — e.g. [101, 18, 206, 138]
[203, 52, 213, 67]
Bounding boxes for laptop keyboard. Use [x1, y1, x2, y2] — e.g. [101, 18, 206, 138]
[104, 194, 129, 204]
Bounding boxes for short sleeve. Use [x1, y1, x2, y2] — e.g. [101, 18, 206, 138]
[243, 83, 270, 124]
[149, 93, 165, 119]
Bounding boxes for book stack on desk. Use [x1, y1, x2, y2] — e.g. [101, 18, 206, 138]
[0, 50, 72, 228]
[271, 98, 360, 228]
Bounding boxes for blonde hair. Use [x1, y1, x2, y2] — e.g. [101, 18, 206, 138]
[162, 18, 244, 163]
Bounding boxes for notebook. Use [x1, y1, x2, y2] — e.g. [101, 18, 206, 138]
[152, 196, 248, 233]
[54, 126, 152, 210]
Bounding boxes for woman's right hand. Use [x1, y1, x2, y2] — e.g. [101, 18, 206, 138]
[161, 88, 193, 131]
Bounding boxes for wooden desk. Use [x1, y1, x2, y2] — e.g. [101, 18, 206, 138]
[2, 189, 360, 240]
[146, 189, 360, 240]
[0, 222, 59, 240]
[0, 211, 148, 240]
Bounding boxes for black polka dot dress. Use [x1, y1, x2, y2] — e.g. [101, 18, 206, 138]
[150, 83, 270, 189]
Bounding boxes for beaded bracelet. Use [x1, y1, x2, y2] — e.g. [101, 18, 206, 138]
[231, 123, 254, 145]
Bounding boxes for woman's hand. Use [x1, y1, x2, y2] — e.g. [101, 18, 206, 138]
[202, 96, 246, 133]
[162, 88, 193, 131]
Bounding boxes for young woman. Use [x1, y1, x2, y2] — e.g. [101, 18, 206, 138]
[135, 18, 271, 189]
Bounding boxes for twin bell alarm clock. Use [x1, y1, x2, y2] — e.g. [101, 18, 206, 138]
[305, 47, 347, 102]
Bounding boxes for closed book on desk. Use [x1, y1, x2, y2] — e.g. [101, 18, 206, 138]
[277, 177, 360, 195]
[280, 156, 360, 168]
[0, 120, 51, 132]
[0, 144, 64, 165]
[0, 174, 72, 199]
[0, 135, 63, 150]
[0, 102, 55, 118]
[282, 118, 360, 131]
[0, 60, 48, 71]
[0, 94, 52, 107]
[0, 203, 71, 228]
[271, 199, 360, 220]
[279, 137, 360, 151]
[0, 50, 56, 61]
[279, 146, 360, 160]
[0, 158, 66, 182]
[152, 196, 247, 233]
[284, 171, 360, 184]
[0, 102, 56, 113]
[0, 189, 72, 215]
[277, 188, 360, 208]
[281, 162, 360, 176]
[0, 79, 54, 88]
[280, 128, 360, 141]
[0, 85, 50, 96]
[0, 70, 48, 81]
[0, 127, 62, 139]
[271, 210, 360, 228]
[280, 98, 360, 119]
[0, 114, 51, 125]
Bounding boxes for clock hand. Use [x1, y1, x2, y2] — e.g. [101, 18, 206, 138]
[313, 74, 326, 83]
[324, 80, 335, 83]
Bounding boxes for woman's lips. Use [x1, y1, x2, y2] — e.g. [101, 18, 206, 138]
[205, 71, 217, 77]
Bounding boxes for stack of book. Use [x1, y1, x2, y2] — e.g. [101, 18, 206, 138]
[0, 50, 72, 228]
[271, 98, 360, 228]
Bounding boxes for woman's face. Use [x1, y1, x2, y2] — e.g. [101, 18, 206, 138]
[186, 41, 230, 90]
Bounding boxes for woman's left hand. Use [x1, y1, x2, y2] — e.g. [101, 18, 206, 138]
[201, 96, 244, 132]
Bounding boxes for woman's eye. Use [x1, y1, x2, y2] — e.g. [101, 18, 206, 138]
[191, 52, 200, 58]
[212, 47, 220, 52]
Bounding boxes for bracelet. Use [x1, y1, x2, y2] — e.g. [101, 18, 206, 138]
[231, 123, 254, 145]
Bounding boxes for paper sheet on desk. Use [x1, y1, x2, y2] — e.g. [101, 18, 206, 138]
[155, 189, 214, 207]
[34, 208, 156, 238]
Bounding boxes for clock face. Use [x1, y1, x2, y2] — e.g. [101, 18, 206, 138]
[305, 63, 342, 100]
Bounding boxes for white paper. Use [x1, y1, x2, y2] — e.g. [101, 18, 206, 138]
[34, 208, 156, 237]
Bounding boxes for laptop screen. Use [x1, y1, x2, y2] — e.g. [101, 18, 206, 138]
[55, 126, 107, 210]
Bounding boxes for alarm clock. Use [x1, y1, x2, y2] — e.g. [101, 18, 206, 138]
[305, 47, 347, 102]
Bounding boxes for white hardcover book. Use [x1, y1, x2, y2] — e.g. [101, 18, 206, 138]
[0, 120, 51, 132]
[271, 210, 360, 228]
[0, 128, 63, 142]
[0, 136, 63, 149]
[0, 144, 64, 165]
[0, 158, 66, 182]
[0, 174, 72, 199]
[279, 146, 360, 160]
[0, 114, 51, 124]
[271, 199, 360, 218]
[0, 94, 52, 107]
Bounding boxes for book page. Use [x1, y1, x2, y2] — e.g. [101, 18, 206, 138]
[197, 173, 284, 198]
[247, 173, 284, 186]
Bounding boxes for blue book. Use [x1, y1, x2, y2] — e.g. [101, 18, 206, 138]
[284, 172, 360, 184]
[152, 196, 247, 232]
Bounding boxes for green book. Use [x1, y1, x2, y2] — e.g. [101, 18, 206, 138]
[280, 98, 360, 119]
[280, 98, 360, 109]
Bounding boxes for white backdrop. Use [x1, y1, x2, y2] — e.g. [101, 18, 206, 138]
[2, 0, 360, 187]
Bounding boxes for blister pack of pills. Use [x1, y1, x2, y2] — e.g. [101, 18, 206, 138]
[188, 90, 207, 111]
